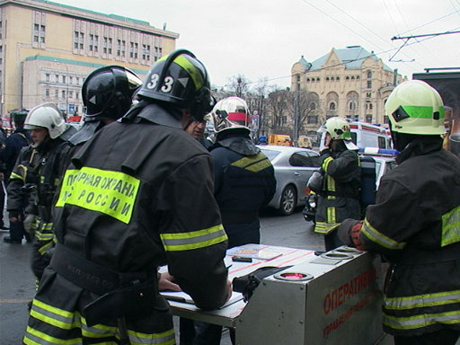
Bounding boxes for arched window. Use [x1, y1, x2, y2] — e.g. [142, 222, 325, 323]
[367, 70, 372, 79]
[329, 102, 336, 111]
[349, 101, 356, 111]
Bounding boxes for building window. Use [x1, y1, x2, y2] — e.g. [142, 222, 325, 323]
[154, 47, 162, 61]
[62, 90, 66, 98]
[307, 115, 318, 124]
[329, 102, 336, 111]
[74, 31, 85, 50]
[62, 76, 66, 84]
[117, 39, 126, 56]
[367, 80, 372, 89]
[366, 114, 373, 123]
[89, 34, 94, 51]
[142, 44, 150, 60]
[94, 35, 99, 52]
[349, 101, 357, 111]
[55, 74, 59, 83]
[130, 42, 138, 59]
[69, 91, 73, 99]
[45, 73, 50, 82]
[34, 24, 46, 43]
[55, 89, 59, 97]
[69, 76, 73, 85]
[103, 37, 112, 54]
[45, 89, 50, 97]
[367, 70, 372, 79]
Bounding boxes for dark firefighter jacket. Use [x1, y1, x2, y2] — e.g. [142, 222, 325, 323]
[0, 128, 32, 181]
[314, 145, 361, 234]
[211, 129, 276, 248]
[338, 138, 460, 336]
[24, 103, 229, 345]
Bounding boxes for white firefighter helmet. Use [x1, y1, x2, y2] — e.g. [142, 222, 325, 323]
[24, 103, 66, 139]
[385, 80, 445, 135]
[321, 117, 358, 150]
[207, 96, 251, 133]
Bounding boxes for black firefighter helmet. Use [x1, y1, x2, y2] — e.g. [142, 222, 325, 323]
[136, 49, 215, 122]
[82, 65, 142, 122]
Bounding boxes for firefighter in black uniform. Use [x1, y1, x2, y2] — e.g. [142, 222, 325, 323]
[7, 104, 75, 266]
[24, 49, 231, 344]
[1, 110, 32, 243]
[182, 97, 276, 345]
[314, 117, 361, 251]
[0, 109, 32, 183]
[338, 80, 460, 345]
[209, 96, 276, 248]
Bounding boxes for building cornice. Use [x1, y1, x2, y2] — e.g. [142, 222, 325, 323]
[0, 0, 180, 39]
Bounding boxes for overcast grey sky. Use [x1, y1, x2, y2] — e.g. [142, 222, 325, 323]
[56, 0, 460, 89]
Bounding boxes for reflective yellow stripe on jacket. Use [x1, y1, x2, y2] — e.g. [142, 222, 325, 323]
[384, 310, 460, 331]
[441, 205, 460, 247]
[383, 289, 460, 331]
[25, 299, 175, 345]
[160, 224, 227, 251]
[231, 153, 272, 172]
[322, 156, 333, 172]
[361, 218, 406, 250]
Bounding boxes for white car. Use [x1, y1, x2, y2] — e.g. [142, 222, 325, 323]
[258, 145, 321, 215]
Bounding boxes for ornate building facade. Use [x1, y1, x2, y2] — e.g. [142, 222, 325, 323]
[291, 46, 406, 138]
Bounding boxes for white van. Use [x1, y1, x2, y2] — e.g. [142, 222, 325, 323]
[318, 120, 392, 151]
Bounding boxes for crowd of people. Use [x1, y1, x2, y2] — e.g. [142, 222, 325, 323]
[0, 48, 459, 345]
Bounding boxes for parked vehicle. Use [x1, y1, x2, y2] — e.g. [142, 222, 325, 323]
[298, 135, 313, 149]
[302, 148, 398, 223]
[268, 134, 293, 146]
[318, 120, 392, 151]
[259, 145, 320, 215]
